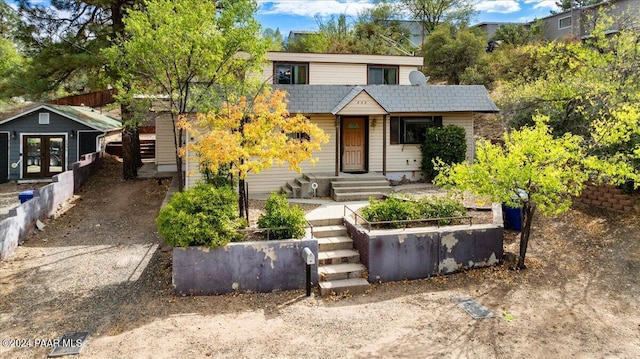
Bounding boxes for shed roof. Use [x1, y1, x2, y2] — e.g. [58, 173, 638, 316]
[0, 104, 122, 132]
[274, 84, 500, 114]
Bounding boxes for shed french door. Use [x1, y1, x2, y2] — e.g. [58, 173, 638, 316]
[23, 135, 65, 178]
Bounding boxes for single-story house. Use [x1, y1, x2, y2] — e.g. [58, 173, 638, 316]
[0, 104, 121, 182]
[181, 84, 499, 194]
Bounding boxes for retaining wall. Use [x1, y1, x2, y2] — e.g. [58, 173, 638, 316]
[172, 239, 319, 295]
[346, 204, 504, 283]
[575, 183, 637, 213]
[0, 152, 102, 261]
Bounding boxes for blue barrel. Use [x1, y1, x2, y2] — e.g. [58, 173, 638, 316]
[503, 206, 523, 232]
[19, 190, 35, 203]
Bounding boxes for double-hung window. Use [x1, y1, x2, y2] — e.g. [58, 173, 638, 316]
[274, 63, 308, 84]
[558, 16, 572, 30]
[368, 65, 398, 85]
[390, 116, 443, 144]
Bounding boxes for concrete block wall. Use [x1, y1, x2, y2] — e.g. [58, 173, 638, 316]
[0, 152, 103, 261]
[575, 183, 636, 213]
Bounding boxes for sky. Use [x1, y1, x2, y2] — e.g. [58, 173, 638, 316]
[257, 0, 563, 36]
[6, 0, 563, 38]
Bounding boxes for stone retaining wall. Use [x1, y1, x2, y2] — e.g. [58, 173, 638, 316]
[0, 152, 102, 261]
[575, 183, 636, 213]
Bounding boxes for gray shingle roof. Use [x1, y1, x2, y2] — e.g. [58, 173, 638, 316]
[274, 84, 500, 114]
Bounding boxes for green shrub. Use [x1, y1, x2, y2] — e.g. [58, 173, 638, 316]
[257, 192, 306, 240]
[157, 184, 243, 247]
[421, 125, 467, 182]
[416, 196, 467, 225]
[361, 194, 466, 228]
[361, 194, 420, 228]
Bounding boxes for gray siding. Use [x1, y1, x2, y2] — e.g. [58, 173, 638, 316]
[0, 110, 94, 180]
[0, 133, 8, 183]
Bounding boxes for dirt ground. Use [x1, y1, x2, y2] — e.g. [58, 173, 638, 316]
[0, 157, 638, 359]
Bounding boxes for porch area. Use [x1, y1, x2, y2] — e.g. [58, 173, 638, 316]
[281, 172, 392, 201]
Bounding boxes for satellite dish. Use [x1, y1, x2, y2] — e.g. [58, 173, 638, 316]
[11, 162, 18, 169]
[409, 70, 428, 86]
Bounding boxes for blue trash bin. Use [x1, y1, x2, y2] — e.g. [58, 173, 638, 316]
[19, 190, 35, 203]
[503, 206, 522, 232]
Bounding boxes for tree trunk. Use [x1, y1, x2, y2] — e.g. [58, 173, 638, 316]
[238, 178, 247, 220]
[132, 127, 143, 168]
[518, 204, 535, 269]
[122, 129, 137, 179]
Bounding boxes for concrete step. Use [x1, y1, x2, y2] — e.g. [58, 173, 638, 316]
[307, 217, 343, 227]
[333, 192, 387, 202]
[312, 225, 347, 238]
[331, 180, 390, 188]
[318, 249, 360, 265]
[319, 278, 370, 296]
[316, 236, 353, 251]
[286, 181, 301, 198]
[318, 263, 367, 281]
[332, 186, 392, 194]
[281, 186, 293, 197]
[332, 174, 387, 182]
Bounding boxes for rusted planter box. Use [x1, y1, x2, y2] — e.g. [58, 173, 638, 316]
[172, 239, 318, 295]
[345, 204, 504, 283]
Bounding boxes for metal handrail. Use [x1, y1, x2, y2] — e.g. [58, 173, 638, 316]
[344, 205, 472, 232]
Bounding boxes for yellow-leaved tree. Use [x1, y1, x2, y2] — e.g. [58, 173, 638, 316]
[179, 88, 329, 218]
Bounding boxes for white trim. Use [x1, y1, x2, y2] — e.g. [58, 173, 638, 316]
[0, 104, 119, 132]
[76, 130, 101, 161]
[19, 132, 69, 179]
[0, 131, 10, 181]
[558, 15, 572, 30]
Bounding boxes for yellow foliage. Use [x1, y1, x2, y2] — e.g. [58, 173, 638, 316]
[179, 89, 330, 179]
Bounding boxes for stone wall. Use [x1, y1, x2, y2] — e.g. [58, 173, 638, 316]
[0, 152, 102, 261]
[575, 183, 636, 213]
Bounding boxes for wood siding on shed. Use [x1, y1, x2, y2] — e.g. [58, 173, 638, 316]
[0, 110, 94, 179]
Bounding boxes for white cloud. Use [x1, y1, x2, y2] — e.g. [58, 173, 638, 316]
[474, 1, 520, 14]
[258, 0, 374, 17]
[524, 0, 559, 11]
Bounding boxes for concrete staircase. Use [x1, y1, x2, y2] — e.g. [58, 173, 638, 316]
[281, 173, 392, 201]
[308, 217, 370, 296]
[330, 174, 392, 201]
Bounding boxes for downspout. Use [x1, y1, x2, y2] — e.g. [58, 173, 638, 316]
[382, 114, 387, 176]
[335, 115, 341, 176]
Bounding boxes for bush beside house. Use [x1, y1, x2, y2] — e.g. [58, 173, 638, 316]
[157, 184, 244, 248]
[421, 125, 467, 181]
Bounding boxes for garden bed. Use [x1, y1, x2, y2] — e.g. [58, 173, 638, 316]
[345, 203, 504, 283]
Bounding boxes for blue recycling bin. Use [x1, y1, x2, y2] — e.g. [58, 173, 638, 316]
[503, 206, 523, 232]
[19, 190, 34, 203]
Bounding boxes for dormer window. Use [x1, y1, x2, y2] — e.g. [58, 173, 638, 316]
[274, 63, 308, 84]
[368, 65, 398, 85]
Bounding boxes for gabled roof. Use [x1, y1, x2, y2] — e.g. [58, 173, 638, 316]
[275, 84, 500, 114]
[0, 104, 122, 132]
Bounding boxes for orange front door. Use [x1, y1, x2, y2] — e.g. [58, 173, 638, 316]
[342, 118, 366, 172]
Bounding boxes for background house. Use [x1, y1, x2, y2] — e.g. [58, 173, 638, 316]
[0, 104, 121, 183]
